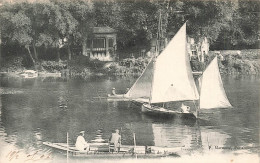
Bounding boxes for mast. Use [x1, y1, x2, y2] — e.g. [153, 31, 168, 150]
[149, 57, 156, 105]
[156, 10, 161, 56]
[156, 9, 163, 56]
[149, 9, 162, 104]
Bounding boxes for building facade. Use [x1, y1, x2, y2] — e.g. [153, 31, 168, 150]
[84, 27, 117, 61]
[187, 37, 210, 63]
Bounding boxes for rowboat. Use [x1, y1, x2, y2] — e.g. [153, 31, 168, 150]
[43, 141, 182, 158]
[107, 94, 129, 101]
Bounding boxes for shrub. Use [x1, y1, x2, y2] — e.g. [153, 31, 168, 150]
[41, 61, 67, 72]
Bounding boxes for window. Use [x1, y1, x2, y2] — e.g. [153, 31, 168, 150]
[108, 38, 114, 47]
[192, 51, 197, 56]
[93, 38, 105, 48]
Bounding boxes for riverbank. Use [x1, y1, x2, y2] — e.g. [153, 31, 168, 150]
[0, 49, 259, 78]
[103, 49, 260, 76]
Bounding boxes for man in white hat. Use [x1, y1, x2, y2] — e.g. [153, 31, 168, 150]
[75, 131, 89, 151]
[109, 129, 121, 152]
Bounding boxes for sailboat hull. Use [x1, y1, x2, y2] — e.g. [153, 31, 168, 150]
[141, 104, 196, 118]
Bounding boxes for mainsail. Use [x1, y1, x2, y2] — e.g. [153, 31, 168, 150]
[199, 57, 232, 109]
[126, 23, 199, 103]
[150, 23, 199, 103]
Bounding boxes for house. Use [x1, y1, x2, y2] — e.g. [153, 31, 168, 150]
[148, 36, 209, 62]
[187, 37, 209, 62]
[84, 27, 117, 61]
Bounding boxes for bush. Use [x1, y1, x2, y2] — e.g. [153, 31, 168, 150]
[0, 56, 24, 72]
[41, 61, 67, 72]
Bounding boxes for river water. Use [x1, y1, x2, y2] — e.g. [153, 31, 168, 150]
[0, 75, 259, 162]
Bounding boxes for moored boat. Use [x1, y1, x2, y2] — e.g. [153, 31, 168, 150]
[20, 70, 38, 78]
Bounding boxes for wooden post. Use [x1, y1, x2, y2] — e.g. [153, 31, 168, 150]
[67, 132, 69, 163]
[133, 133, 137, 159]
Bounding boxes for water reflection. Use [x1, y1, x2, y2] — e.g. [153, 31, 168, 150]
[152, 121, 202, 149]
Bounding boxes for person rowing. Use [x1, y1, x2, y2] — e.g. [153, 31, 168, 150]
[111, 88, 116, 95]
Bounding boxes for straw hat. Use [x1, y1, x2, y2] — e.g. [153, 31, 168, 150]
[80, 131, 85, 134]
[112, 88, 115, 90]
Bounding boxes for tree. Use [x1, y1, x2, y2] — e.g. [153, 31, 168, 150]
[63, 0, 94, 57]
[36, 1, 78, 60]
[0, 3, 36, 67]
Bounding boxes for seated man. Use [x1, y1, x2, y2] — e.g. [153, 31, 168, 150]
[75, 131, 89, 151]
[181, 103, 190, 113]
[111, 88, 116, 95]
[109, 129, 121, 152]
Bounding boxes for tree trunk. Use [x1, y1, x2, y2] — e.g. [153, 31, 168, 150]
[44, 46, 47, 56]
[25, 45, 36, 68]
[82, 37, 88, 57]
[68, 44, 72, 60]
[57, 48, 60, 61]
[32, 43, 38, 61]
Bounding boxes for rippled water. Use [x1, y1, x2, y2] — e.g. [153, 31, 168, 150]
[0, 75, 259, 161]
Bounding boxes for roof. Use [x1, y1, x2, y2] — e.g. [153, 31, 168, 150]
[24, 70, 37, 73]
[93, 27, 116, 34]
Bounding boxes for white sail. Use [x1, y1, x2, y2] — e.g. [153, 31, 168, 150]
[125, 58, 154, 100]
[199, 57, 232, 109]
[150, 23, 199, 103]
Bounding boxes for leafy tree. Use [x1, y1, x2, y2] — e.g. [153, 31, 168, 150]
[62, 0, 94, 57]
[0, 3, 36, 67]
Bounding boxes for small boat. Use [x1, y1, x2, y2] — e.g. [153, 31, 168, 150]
[107, 94, 125, 99]
[124, 23, 232, 118]
[43, 141, 181, 158]
[141, 103, 195, 118]
[107, 94, 129, 101]
[20, 70, 38, 78]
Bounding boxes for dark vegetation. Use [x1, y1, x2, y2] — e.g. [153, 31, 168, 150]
[0, 0, 259, 77]
[103, 49, 260, 76]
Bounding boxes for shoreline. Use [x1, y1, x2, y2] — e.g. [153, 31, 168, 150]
[1, 49, 259, 78]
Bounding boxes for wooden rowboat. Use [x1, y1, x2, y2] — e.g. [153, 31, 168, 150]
[107, 94, 129, 101]
[43, 142, 182, 158]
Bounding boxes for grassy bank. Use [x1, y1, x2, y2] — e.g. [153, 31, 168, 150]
[0, 49, 259, 78]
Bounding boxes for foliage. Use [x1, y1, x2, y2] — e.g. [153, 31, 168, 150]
[0, 0, 259, 71]
[103, 57, 150, 75]
[0, 56, 24, 72]
[41, 60, 67, 72]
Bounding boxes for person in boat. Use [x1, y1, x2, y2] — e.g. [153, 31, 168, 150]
[109, 129, 121, 152]
[181, 103, 190, 113]
[111, 88, 116, 95]
[75, 131, 89, 151]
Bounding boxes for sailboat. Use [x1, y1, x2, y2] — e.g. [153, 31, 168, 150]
[125, 23, 232, 118]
